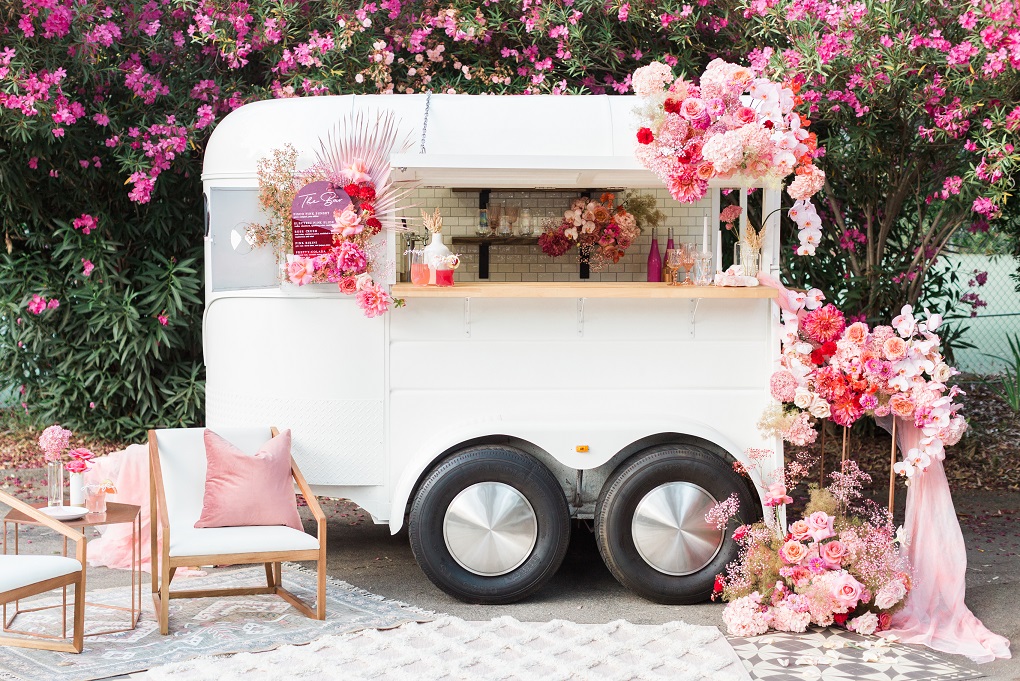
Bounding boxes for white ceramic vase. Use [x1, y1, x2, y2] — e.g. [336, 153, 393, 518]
[422, 231, 452, 286]
[69, 472, 85, 507]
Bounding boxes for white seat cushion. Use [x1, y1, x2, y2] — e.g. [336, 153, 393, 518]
[169, 525, 319, 558]
[0, 555, 81, 593]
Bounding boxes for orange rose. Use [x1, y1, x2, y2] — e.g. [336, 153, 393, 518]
[592, 205, 611, 224]
[845, 321, 868, 345]
[889, 393, 915, 418]
[779, 540, 809, 564]
[883, 336, 907, 361]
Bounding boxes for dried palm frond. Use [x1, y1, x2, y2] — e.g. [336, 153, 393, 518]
[743, 223, 766, 250]
[316, 109, 417, 233]
[422, 208, 444, 234]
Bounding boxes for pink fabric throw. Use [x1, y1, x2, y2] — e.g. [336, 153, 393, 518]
[879, 417, 1011, 663]
[84, 444, 154, 571]
[195, 429, 302, 531]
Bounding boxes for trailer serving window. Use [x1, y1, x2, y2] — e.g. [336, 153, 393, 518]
[207, 187, 278, 292]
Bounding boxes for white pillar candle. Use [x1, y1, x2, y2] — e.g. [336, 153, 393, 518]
[702, 216, 709, 253]
[715, 225, 723, 271]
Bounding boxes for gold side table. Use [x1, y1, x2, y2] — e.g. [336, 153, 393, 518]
[3, 502, 142, 638]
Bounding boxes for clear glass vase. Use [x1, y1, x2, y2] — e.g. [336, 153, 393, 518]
[739, 243, 761, 278]
[47, 460, 64, 507]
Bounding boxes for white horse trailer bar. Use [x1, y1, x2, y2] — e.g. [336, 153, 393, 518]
[202, 94, 784, 604]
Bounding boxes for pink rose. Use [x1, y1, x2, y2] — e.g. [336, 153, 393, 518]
[789, 520, 811, 541]
[805, 511, 835, 542]
[819, 540, 846, 567]
[883, 336, 907, 361]
[65, 459, 90, 474]
[334, 205, 363, 237]
[845, 321, 868, 345]
[764, 483, 793, 507]
[779, 540, 808, 564]
[679, 97, 710, 129]
[736, 106, 757, 124]
[889, 393, 915, 418]
[287, 256, 314, 286]
[831, 571, 865, 610]
[338, 277, 357, 294]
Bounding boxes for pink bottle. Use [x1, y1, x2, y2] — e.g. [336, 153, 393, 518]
[647, 228, 662, 282]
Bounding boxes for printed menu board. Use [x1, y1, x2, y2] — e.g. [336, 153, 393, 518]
[291, 181, 352, 257]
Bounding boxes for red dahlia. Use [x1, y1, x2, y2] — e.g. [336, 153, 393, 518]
[637, 127, 654, 144]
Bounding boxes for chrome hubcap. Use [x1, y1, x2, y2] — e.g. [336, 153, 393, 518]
[443, 482, 538, 577]
[631, 482, 724, 576]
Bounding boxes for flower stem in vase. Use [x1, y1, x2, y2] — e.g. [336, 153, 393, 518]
[47, 460, 63, 507]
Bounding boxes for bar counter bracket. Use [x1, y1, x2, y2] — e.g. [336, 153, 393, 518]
[464, 298, 471, 338]
[689, 298, 702, 339]
[577, 298, 585, 337]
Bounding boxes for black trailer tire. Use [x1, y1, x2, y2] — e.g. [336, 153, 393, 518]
[408, 446, 571, 604]
[595, 444, 757, 604]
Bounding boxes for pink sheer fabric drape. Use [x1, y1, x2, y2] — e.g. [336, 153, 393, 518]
[878, 417, 1011, 663]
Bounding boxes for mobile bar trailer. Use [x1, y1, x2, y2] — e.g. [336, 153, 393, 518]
[202, 94, 782, 604]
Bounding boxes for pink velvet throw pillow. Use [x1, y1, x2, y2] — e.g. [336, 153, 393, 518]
[194, 429, 303, 531]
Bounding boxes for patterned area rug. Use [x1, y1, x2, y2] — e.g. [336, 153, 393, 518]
[0, 564, 431, 681]
[728, 626, 983, 681]
[144, 615, 751, 681]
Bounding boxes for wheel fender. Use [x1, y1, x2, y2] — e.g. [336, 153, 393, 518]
[387, 417, 777, 534]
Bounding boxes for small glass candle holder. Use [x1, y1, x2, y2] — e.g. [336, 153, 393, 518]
[85, 485, 108, 514]
[695, 252, 714, 286]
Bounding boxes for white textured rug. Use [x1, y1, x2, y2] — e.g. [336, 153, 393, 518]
[143, 615, 750, 681]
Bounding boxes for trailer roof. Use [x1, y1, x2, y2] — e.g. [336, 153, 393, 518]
[202, 94, 765, 189]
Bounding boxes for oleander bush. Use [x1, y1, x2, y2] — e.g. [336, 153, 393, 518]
[1, 0, 1017, 437]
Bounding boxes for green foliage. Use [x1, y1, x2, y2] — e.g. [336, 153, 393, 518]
[3, 0, 1018, 437]
[985, 334, 1020, 412]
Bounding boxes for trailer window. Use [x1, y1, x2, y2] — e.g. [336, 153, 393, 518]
[209, 188, 279, 291]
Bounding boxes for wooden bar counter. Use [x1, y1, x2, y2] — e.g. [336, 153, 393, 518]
[392, 281, 778, 299]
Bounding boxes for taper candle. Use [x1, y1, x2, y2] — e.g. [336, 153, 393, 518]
[702, 216, 709, 253]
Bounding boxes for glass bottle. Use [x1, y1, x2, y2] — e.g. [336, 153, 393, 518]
[647, 228, 662, 282]
[476, 209, 490, 237]
[663, 227, 675, 284]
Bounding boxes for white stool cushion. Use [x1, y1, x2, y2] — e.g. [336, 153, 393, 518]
[0, 555, 81, 593]
[169, 525, 319, 558]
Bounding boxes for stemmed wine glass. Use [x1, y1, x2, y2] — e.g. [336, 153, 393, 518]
[666, 249, 682, 286]
[679, 242, 697, 286]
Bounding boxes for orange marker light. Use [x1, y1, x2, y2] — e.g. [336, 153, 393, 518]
[575, 445, 589, 453]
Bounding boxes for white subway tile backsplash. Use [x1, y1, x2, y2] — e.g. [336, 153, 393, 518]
[404, 187, 713, 283]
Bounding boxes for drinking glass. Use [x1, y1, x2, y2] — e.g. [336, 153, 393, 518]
[678, 243, 697, 286]
[85, 485, 108, 514]
[409, 248, 430, 286]
[435, 267, 455, 287]
[518, 208, 534, 237]
[665, 249, 682, 286]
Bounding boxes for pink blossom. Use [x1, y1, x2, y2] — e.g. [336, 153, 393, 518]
[830, 571, 865, 611]
[770, 370, 798, 402]
[39, 424, 72, 462]
[805, 511, 835, 542]
[287, 256, 315, 286]
[356, 282, 392, 318]
[157, 313, 169, 326]
[82, 259, 94, 277]
[765, 483, 793, 507]
[72, 213, 98, 235]
[334, 205, 363, 237]
[27, 294, 47, 315]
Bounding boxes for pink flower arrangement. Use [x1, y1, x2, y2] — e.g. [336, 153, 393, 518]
[39, 424, 72, 462]
[538, 194, 640, 264]
[66, 448, 95, 473]
[763, 298, 965, 477]
[632, 59, 825, 258]
[711, 457, 911, 636]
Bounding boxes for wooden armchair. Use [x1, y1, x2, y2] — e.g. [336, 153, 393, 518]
[0, 490, 86, 653]
[148, 426, 326, 635]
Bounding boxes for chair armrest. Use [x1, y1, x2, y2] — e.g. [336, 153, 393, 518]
[290, 459, 327, 526]
[0, 489, 87, 551]
[147, 431, 172, 533]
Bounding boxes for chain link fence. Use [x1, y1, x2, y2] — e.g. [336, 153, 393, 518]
[945, 253, 1020, 376]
